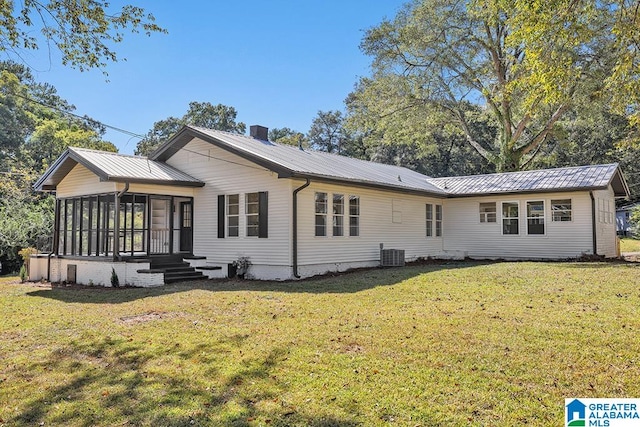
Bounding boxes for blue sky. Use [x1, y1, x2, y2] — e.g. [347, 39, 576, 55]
[18, 1, 405, 154]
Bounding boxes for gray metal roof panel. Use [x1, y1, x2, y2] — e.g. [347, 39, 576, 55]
[34, 147, 204, 191]
[187, 127, 447, 195]
[427, 164, 621, 195]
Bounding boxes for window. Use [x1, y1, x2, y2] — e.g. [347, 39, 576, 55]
[349, 196, 360, 236]
[599, 199, 612, 224]
[551, 199, 572, 222]
[526, 201, 545, 235]
[435, 204, 443, 237]
[502, 202, 519, 235]
[227, 194, 239, 237]
[315, 192, 327, 236]
[479, 202, 497, 223]
[426, 204, 433, 237]
[246, 192, 259, 236]
[392, 199, 402, 223]
[333, 194, 344, 236]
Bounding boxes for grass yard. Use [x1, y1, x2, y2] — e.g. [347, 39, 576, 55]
[620, 237, 640, 253]
[1, 261, 639, 426]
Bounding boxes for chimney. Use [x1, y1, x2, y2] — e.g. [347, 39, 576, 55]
[250, 125, 269, 141]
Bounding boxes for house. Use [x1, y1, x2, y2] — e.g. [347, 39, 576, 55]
[616, 202, 638, 236]
[29, 125, 630, 286]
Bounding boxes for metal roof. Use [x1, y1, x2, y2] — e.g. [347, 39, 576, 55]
[152, 126, 447, 195]
[427, 164, 629, 197]
[38, 126, 629, 199]
[34, 147, 204, 191]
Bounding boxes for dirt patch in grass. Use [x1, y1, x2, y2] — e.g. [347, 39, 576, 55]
[118, 311, 186, 325]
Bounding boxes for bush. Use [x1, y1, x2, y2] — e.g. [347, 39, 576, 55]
[19, 265, 27, 283]
[111, 268, 120, 288]
[630, 206, 640, 237]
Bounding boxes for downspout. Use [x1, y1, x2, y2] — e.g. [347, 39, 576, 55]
[590, 191, 597, 256]
[292, 178, 310, 278]
[113, 182, 130, 261]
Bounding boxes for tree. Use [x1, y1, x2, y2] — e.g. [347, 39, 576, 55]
[268, 127, 309, 148]
[0, 1, 165, 72]
[354, 0, 640, 171]
[135, 102, 246, 155]
[307, 110, 361, 156]
[0, 61, 116, 271]
[346, 87, 495, 176]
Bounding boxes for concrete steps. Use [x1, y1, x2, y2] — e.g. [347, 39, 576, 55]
[149, 257, 206, 284]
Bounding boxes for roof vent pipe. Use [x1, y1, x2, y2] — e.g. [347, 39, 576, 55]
[250, 125, 269, 141]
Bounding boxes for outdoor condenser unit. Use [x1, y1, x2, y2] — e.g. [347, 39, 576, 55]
[379, 243, 405, 267]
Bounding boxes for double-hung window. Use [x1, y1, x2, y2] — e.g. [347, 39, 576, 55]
[502, 202, 519, 235]
[435, 205, 442, 237]
[551, 199, 572, 222]
[246, 193, 260, 237]
[479, 202, 497, 223]
[349, 196, 360, 236]
[426, 204, 433, 237]
[315, 192, 327, 237]
[526, 201, 545, 235]
[227, 194, 239, 237]
[333, 194, 344, 236]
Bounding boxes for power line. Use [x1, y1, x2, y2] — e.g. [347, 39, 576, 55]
[1, 92, 145, 139]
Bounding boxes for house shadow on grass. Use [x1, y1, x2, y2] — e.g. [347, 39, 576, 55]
[26, 260, 489, 304]
[6, 334, 360, 427]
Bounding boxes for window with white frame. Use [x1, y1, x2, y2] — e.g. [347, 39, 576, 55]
[349, 196, 360, 236]
[526, 201, 545, 235]
[599, 199, 613, 224]
[551, 199, 572, 221]
[315, 192, 327, 236]
[426, 204, 433, 237]
[435, 204, 443, 237]
[227, 194, 239, 237]
[245, 192, 260, 237]
[333, 194, 344, 236]
[479, 202, 497, 223]
[502, 202, 519, 235]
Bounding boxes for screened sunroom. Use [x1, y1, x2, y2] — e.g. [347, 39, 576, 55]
[34, 147, 204, 260]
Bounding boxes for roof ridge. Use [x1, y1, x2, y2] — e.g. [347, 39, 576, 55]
[69, 146, 147, 160]
[190, 126, 434, 178]
[427, 163, 619, 181]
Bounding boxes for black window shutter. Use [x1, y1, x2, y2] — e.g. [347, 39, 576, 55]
[217, 195, 225, 238]
[258, 191, 268, 238]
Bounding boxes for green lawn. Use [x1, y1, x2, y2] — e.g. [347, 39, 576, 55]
[1, 261, 639, 426]
[620, 237, 640, 253]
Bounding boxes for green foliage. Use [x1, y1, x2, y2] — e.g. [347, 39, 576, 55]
[0, 1, 166, 73]
[630, 206, 640, 237]
[0, 61, 115, 270]
[307, 110, 365, 157]
[268, 127, 309, 148]
[135, 102, 246, 155]
[353, 0, 640, 171]
[110, 268, 120, 288]
[18, 264, 27, 283]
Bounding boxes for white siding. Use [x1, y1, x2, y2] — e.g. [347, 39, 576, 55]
[593, 188, 618, 257]
[443, 192, 595, 259]
[125, 182, 194, 197]
[56, 164, 115, 197]
[296, 181, 444, 267]
[166, 138, 292, 275]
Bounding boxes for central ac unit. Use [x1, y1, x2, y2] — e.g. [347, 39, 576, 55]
[380, 249, 405, 267]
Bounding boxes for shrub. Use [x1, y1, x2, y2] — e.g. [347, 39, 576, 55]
[19, 265, 27, 283]
[111, 268, 120, 288]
